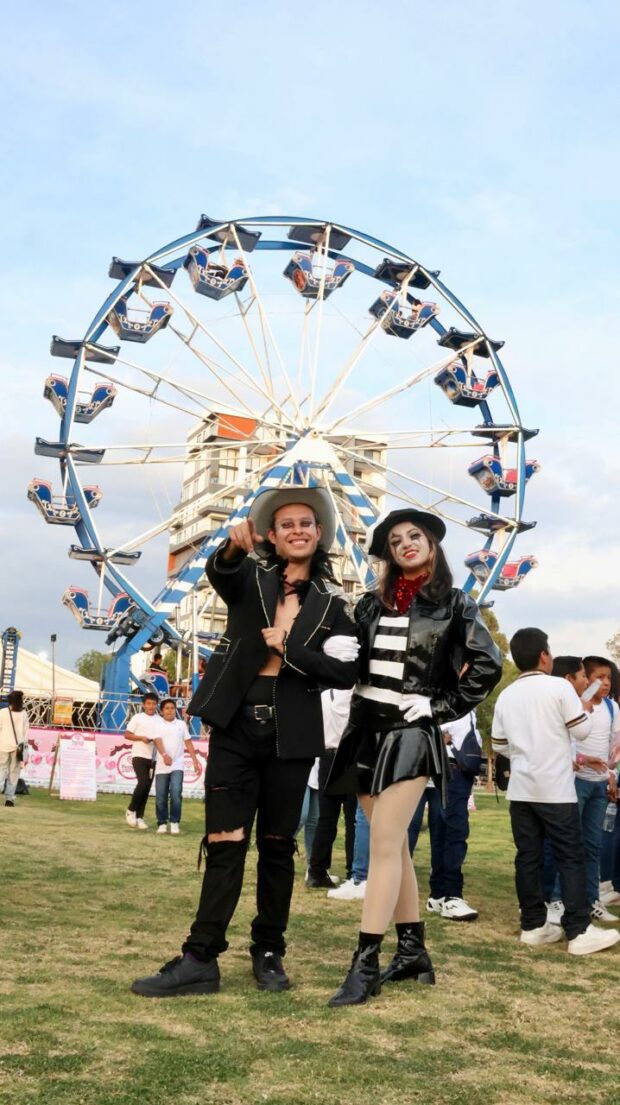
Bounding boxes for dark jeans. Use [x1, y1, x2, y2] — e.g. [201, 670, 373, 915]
[308, 749, 357, 879]
[155, 770, 183, 825]
[128, 757, 154, 818]
[600, 801, 620, 890]
[183, 716, 312, 960]
[575, 776, 609, 905]
[509, 801, 590, 939]
[408, 766, 474, 897]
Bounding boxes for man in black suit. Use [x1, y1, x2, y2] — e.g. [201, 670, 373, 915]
[132, 486, 359, 997]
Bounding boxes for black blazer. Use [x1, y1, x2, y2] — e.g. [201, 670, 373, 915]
[187, 544, 359, 759]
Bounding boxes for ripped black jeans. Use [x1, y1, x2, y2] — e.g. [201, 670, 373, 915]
[182, 715, 312, 960]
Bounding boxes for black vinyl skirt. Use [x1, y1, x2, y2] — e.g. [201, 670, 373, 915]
[327, 714, 447, 800]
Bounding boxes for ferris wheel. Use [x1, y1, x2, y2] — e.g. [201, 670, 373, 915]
[29, 214, 539, 704]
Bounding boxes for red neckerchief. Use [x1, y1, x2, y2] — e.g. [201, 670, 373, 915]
[393, 573, 428, 615]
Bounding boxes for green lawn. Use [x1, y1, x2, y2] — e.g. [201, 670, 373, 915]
[1, 790, 619, 1105]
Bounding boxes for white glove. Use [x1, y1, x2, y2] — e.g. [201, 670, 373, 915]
[399, 694, 433, 723]
[322, 635, 360, 662]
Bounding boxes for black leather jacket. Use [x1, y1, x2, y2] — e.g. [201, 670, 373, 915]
[187, 543, 359, 759]
[350, 586, 502, 726]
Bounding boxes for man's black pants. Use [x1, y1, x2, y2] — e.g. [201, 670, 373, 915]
[128, 757, 154, 818]
[308, 749, 357, 879]
[509, 800, 590, 939]
[183, 716, 312, 961]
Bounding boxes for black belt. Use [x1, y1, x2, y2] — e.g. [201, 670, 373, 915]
[242, 704, 275, 723]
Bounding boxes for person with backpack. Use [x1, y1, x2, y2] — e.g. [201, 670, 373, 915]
[408, 709, 483, 922]
[573, 656, 620, 923]
[0, 691, 29, 807]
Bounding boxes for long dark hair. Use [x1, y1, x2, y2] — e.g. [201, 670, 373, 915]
[377, 522, 453, 607]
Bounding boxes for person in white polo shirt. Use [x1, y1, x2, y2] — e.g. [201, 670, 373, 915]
[125, 692, 164, 829]
[492, 627, 620, 956]
[153, 699, 201, 834]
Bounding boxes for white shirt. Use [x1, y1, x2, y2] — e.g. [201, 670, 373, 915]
[0, 709, 29, 753]
[321, 688, 353, 751]
[127, 711, 165, 760]
[575, 699, 620, 782]
[155, 718, 190, 775]
[492, 672, 591, 803]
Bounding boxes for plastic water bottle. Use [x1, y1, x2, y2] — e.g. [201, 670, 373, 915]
[603, 802, 617, 832]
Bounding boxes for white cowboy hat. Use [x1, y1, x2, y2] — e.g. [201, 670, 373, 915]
[249, 486, 336, 551]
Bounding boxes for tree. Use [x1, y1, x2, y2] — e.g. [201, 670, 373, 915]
[606, 632, 620, 666]
[75, 649, 112, 683]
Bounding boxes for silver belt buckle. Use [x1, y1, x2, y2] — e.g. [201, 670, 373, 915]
[254, 704, 272, 723]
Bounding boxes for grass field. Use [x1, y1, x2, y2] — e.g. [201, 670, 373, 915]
[1, 790, 619, 1105]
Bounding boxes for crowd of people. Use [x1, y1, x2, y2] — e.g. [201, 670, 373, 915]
[4, 485, 619, 1006]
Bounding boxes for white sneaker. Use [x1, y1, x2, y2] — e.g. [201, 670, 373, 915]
[136, 818, 148, 830]
[600, 888, 620, 906]
[125, 810, 137, 828]
[591, 900, 619, 923]
[440, 896, 479, 922]
[520, 922, 564, 946]
[170, 823, 180, 835]
[426, 896, 445, 915]
[546, 900, 565, 925]
[327, 878, 367, 901]
[157, 824, 168, 834]
[568, 924, 620, 956]
[599, 880, 613, 895]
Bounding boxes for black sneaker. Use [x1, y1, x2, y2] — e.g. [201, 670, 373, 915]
[131, 954, 220, 998]
[252, 949, 290, 992]
[305, 871, 340, 889]
[4, 800, 15, 808]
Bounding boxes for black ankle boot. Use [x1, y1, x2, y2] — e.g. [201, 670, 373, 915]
[380, 922, 435, 985]
[327, 944, 382, 1007]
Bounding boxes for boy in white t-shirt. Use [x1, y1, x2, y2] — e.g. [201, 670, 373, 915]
[153, 699, 200, 835]
[573, 656, 620, 918]
[125, 693, 164, 829]
[492, 627, 620, 957]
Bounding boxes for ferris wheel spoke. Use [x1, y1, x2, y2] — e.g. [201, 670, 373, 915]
[229, 225, 302, 424]
[339, 445, 516, 529]
[233, 290, 274, 398]
[143, 267, 295, 427]
[306, 226, 333, 422]
[323, 339, 481, 434]
[82, 364, 207, 419]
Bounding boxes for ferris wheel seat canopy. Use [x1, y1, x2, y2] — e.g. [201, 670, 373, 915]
[369, 292, 439, 339]
[44, 374, 116, 423]
[284, 252, 355, 300]
[373, 258, 439, 289]
[196, 215, 261, 252]
[108, 257, 177, 287]
[184, 247, 249, 300]
[465, 550, 538, 590]
[50, 336, 120, 363]
[62, 586, 131, 631]
[467, 513, 537, 535]
[468, 455, 540, 497]
[34, 438, 105, 464]
[27, 478, 101, 524]
[437, 328, 504, 357]
[287, 224, 352, 251]
[68, 545, 142, 565]
[434, 360, 499, 407]
[470, 424, 539, 443]
[107, 297, 173, 343]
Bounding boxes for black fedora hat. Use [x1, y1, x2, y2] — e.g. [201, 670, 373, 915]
[366, 509, 446, 557]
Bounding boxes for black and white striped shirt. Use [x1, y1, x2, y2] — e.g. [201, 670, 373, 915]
[356, 612, 409, 708]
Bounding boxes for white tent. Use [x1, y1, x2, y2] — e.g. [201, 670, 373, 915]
[8, 647, 100, 702]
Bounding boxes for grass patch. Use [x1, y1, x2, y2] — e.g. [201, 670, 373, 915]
[1, 791, 619, 1105]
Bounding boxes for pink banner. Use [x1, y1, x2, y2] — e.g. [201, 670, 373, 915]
[24, 727, 210, 798]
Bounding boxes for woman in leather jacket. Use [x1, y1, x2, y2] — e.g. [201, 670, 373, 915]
[328, 508, 502, 1007]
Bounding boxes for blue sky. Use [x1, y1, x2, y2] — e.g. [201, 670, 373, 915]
[2, 0, 619, 669]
